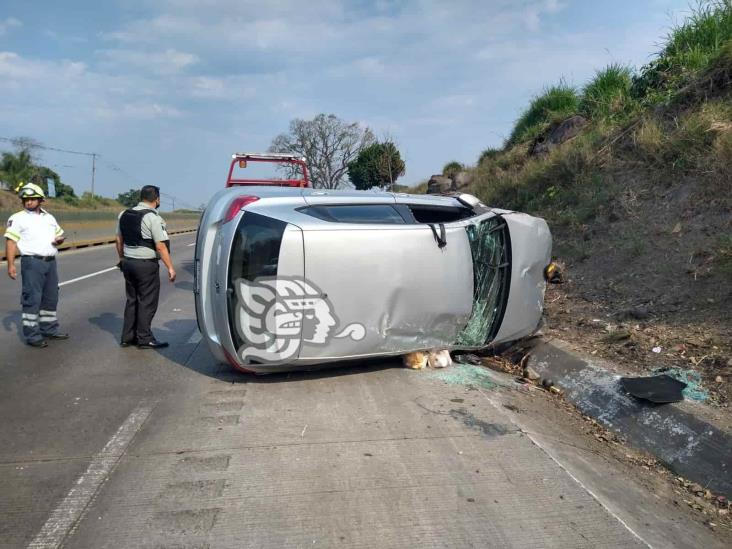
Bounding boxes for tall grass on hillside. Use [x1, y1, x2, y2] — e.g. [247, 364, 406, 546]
[580, 64, 637, 122]
[506, 83, 580, 146]
[633, 0, 732, 102]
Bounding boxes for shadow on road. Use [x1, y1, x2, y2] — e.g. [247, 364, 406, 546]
[88, 310, 400, 384]
[186, 347, 401, 385]
[174, 281, 194, 291]
[2, 311, 22, 342]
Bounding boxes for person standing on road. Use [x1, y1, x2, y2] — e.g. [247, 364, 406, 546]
[4, 183, 70, 348]
[116, 185, 176, 349]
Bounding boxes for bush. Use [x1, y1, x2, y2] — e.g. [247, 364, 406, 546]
[61, 194, 80, 206]
[580, 64, 637, 122]
[442, 161, 464, 179]
[506, 83, 580, 146]
[478, 148, 501, 165]
[633, 0, 732, 102]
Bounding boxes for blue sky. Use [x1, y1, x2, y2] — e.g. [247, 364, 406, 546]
[0, 0, 690, 209]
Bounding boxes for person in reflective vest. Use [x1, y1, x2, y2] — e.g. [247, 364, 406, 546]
[115, 185, 176, 349]
[4, 183, 70, 348]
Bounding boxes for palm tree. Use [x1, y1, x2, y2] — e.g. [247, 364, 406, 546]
[0, 150, 35, 190]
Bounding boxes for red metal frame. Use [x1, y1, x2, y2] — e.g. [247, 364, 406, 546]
[226, 153, 310, 188]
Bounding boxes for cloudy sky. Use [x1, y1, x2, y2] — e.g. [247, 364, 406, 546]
[1, 0, 690, 209]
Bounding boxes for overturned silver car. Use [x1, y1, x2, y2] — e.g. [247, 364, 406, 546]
[194, 187, 553, 373]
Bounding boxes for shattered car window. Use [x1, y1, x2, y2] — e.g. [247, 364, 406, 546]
[456, 216, 511, 346]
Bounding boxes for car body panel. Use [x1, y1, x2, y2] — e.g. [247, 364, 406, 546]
[194, 186, 551, 373]
[493, 213, 552, 345]
[300, 223, 474, 360]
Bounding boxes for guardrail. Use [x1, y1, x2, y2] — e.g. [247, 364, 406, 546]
[0, 228, 198, 262]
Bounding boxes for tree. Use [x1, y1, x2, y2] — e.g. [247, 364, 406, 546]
[442, 161, 464, 180]
[269, 114, 375, 189]
[0, 149, 34, 190]
[0, 149, 75, 197]
[117, 188, 140, 208]
[347, 141, 406, 190]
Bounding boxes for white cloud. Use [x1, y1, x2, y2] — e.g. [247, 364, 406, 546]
[432, 94, 476, 109]
[0, 52, 86, 83]
[353, 57, 386, 77]
[96, 102, 183, 120]
[98, 48, 199, 74]
[0, 17, 21, 36]
[189, 76, 256, 100]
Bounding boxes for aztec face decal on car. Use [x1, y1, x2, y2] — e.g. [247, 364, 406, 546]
[234, 276, 365, 363]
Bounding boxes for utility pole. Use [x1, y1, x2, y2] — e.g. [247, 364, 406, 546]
[91, 153, 97, 200]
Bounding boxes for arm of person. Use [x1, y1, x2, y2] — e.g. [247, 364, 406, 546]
[148, 214, 175, 282]
[5, 238, 18, 280]
[155, 242, 176, 282]
[53, 219, 65, 246]
[115, 234, 124, 259]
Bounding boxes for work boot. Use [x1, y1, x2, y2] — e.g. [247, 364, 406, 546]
[27, 339, 48, 348]
[137, 340, 169, 349]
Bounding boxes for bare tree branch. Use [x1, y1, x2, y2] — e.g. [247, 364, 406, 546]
[269, 114, 375, 189]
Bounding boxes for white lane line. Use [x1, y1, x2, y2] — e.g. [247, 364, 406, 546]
[27, 401, 155, 549]
[58, 267, 118, 287]
[187, 242, 196, 247]
[474, 387, 653, 549]
[186, 330, 202, 345]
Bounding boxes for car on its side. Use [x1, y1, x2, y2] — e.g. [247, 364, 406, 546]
[194, 187, 555, 373]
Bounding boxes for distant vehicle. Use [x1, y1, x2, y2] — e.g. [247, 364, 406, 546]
[226, 153, 310, 188]
[194, 187, 556, 374]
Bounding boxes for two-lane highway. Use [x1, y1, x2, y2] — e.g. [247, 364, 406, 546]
[0, 237, 724, 548]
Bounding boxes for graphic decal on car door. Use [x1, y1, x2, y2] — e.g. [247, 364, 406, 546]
[234, 276, 366, 363]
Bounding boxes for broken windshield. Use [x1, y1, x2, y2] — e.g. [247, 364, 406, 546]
[455, 215, 511, 346]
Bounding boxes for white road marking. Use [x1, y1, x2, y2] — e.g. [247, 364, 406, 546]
[57, 237, 195, 286]
[27, 401, 155, 549]
[186, 330, 202, 345]
[475, 386, 653, 549]
[58, 267, 118, 287]
[187, 242, 196, 247]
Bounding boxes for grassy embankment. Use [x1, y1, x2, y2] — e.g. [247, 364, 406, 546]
[438, 1, 732, 400]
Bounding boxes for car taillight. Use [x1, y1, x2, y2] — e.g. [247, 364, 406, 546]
[223, 195, 259, 224]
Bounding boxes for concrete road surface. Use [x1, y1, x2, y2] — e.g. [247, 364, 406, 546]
[0, 237, 724, 548]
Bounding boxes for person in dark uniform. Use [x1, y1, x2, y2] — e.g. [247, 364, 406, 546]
[4, 183, 70, 347]
[115, 185, 176, 349]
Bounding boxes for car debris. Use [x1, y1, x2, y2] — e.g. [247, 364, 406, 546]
[620, 374, 687, 403]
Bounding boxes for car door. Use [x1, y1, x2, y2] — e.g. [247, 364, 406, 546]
[393, 196, 513, 349]
[297, 201, 476, 360]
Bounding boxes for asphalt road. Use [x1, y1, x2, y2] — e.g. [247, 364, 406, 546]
[0, 237, 724, 548]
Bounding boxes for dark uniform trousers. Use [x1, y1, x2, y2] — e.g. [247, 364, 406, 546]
[120, 258, 160, 344]
[20, 256, 60, 343]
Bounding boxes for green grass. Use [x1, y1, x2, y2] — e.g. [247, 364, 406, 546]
[633, 0, 732, 102]
[580, 64, 637, 122]
[506, 83, 580, 146]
